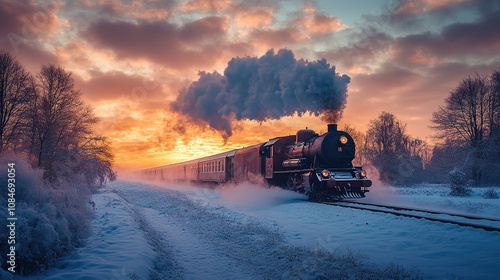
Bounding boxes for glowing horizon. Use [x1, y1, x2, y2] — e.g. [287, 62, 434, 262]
[1, 0, 498, 169]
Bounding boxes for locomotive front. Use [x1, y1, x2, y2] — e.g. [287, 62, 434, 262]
[284, 124, 372, 200]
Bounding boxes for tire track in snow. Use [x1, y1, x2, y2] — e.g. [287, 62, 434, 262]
[111, 188, 184, 279]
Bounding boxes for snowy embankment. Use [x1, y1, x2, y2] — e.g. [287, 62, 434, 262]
[15, 180, 500, 280]
[4, 188, 155, 280]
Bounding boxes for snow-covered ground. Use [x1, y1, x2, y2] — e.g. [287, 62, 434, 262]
[11, 180, 500, 280]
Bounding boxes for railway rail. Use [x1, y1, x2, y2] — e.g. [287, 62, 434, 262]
[322, 200, 500, 232]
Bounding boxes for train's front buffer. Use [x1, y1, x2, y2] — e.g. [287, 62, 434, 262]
[303, 168, 372, 200]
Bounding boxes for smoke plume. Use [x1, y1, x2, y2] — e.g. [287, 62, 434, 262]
[171, 49, 350, 138]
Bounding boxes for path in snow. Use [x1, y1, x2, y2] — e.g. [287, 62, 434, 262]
[120, 180, 500, 280]
[16, 189, 156, 280]
[111, 181, 402, 280]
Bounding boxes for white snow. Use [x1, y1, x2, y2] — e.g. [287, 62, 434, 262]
[11, 179, 500, 280]
[6, 189, 155, 280]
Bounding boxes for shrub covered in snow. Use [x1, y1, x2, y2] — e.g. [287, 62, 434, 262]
[0, 156, 91, 275]
[448, 168, 472, 196]
[483, 187, 499, 199]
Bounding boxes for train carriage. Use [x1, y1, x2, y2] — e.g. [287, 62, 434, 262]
[198, 151, 231, 183]
[231, 144, 263, 183]
[142, 124, 372, 200]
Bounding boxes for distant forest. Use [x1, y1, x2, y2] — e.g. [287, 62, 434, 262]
[348, 68, 500, 189]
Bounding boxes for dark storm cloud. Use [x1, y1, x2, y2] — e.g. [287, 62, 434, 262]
[394, 8, 500, 62]
[171, 49, 350, 138]
[326, 0, 500, 71]
[321, 30, 394, 70]
[0, 0, 35, 36]
[82, 16, 228, 69]
[0, 0, 59, 71]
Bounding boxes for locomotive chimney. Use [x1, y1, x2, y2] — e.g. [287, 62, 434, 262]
[327, 124, 337, 132]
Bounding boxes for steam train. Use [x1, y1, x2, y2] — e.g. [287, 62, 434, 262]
[143, 124, 372, 200]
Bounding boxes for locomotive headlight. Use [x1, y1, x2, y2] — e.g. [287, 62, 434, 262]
[321, 169, 330, 178]
[339, 135, 348, 145]
[360, 170, 367, 178]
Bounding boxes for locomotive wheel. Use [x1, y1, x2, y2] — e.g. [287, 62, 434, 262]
[307, 192, 316, 201]
[310, 182, 322, 202]
[308, 192, 325, 202]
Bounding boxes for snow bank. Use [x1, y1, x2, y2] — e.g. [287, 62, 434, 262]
[0, 156, 91, 275]
[111, 181, 424, 279]
[6, 189, 155, 280]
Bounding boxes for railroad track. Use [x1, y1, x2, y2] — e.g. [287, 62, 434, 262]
[322, 200, 500, 232]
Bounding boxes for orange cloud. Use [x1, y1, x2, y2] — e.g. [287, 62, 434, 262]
[299, 4, 348, 35]
[394, 0, 470, 15]
[177, 0, 233, 13]
[234, 8, 274, 28]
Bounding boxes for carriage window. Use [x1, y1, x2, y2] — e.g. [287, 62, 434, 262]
[217, 161, 220, 172]
[222, 161, 224, 172]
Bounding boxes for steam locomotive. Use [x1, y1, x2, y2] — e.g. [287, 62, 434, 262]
[143, 124, 372, 200]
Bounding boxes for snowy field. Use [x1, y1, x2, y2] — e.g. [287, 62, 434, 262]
[8, 179, 500, 280]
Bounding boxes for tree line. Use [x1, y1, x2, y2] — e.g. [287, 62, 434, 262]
[352, 68, 500, 189]
[0, 50, 116, 274]
[0, 50, 116, 186]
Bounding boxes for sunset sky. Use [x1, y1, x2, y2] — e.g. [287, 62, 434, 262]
[1, 0, 499, 169]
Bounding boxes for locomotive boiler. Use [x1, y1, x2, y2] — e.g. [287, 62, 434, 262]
[143, 124, 372, 200]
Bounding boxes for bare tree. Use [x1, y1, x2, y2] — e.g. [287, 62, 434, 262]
[487, 69, 500, 139]
[0, 51, 35, 154]
[365, 111, 424, 185]
[27, 64, 115, 184]
[78, 136, 116, 187]
[30, 65, 91, 176]
[365, 111, 409, 156]
[431, 75, 489, 147]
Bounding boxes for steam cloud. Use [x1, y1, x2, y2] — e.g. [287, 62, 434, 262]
[171, 49, 350, 138]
